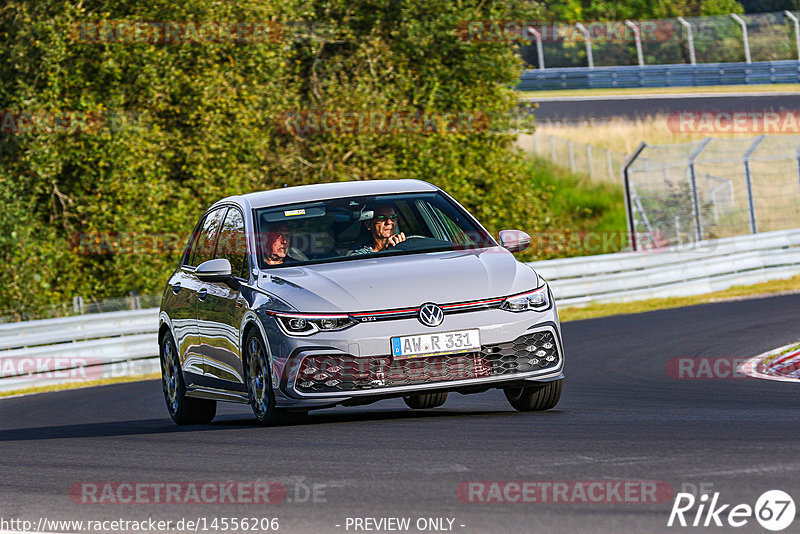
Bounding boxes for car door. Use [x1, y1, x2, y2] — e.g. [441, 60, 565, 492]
[179, 207, 227, 379]
[196, 206, 249, 389]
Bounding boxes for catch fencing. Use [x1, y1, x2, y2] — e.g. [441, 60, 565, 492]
[517, 10, 800, 70]
[624, 135, 800, 250]
[521, 132, 629, 182]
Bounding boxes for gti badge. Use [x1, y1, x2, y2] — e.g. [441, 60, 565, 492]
[418, 303, 444, 327]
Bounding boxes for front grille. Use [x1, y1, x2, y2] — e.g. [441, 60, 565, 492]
[295, 330, 560, 394]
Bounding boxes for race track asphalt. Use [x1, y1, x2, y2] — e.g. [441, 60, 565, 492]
[530, 93, 800, 123]
[2, 293, 800, 533]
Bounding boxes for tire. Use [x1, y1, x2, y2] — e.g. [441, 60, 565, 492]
[243, 329, 298, 426]
[503, 379, 562, 412]
[403, 392, 448, 409]
[160, 332, 216, 425]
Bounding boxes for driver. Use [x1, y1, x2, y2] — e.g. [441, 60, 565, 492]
[262, 222, 292, 265]
[348, 203, 406, 255]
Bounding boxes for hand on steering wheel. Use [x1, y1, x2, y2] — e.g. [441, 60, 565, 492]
[387, 232, 406, 247]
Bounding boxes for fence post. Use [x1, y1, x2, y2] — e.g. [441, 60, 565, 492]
[625, 20, 644, 67]
[677, 17, 696, 65]
[688, 138, 712, 243]
[786, 11, 800, 61]
[623, 142, 648, 251]
[742, 135, 765, 234]
[606, 148, 613, 179]
[731, 14, 751, 64]
[568, 140, 575, 172]
[796, 145, 800, 199]
[527, 26, 545, 69]
[550, 135, 556, 161]
[534, 132, 540, 155]
[73, 296, 84, 315]
[575, 23, 594, 68]
[587, 144, 594, 179]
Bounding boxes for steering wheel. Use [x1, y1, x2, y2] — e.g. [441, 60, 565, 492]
[389, 235, 431, 251]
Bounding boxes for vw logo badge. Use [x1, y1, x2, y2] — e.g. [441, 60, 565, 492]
[418, 303, 444, 327]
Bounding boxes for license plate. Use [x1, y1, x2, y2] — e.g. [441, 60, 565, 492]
[391, 329, 481, 360]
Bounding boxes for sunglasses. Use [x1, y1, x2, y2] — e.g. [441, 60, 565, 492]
[374, 214, 398, 222]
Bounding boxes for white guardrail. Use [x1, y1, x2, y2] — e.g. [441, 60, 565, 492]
[530, 228, 800, 306]
[2, 228, 800, 394]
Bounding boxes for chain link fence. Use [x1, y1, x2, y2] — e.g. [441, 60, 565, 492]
[520, 132, 629, 182]
[519, 10, 800, 69]
[625, 135, 800, 250]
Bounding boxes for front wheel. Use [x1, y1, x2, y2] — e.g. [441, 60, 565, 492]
[244, 330, 300, 426]
[160, 332, 216, 425]
[504, 379, 562, 412]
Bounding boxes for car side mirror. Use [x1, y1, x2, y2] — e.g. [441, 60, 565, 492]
[498, 230, 531, 253]
[195, 258, 237, 286]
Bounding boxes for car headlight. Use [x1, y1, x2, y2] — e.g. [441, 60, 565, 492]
[501, 285, 550, 312]
[272, 312, 357, 336]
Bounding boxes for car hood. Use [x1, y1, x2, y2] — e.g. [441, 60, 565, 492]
[256, 247, 539, 312]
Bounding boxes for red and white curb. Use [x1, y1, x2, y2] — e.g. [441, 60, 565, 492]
[738, 343, 800, 383]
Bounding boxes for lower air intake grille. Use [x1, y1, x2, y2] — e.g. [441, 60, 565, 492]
[295, 330, 559, 393]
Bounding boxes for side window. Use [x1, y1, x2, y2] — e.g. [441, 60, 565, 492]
[216, 208, 247, 277]
[181, 218, 205, 266]
[190, 208, 226, 267]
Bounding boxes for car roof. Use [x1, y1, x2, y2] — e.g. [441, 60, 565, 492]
[217, 179, 440, 210]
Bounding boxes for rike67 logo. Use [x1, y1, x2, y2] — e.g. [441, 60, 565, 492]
[668, 490, 796, 531]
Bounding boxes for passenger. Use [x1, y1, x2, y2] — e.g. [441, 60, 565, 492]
[262, 222, 292, 265]
[348, 203, 406, 255]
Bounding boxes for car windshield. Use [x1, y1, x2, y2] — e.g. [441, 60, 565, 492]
[254, 192, 495, 268]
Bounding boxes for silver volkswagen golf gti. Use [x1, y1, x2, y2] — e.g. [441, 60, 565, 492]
[159, 180, 564, 424]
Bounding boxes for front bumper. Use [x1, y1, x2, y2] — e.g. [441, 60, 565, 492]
[263, 304, 564, 407]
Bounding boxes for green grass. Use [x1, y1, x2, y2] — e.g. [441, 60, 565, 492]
[525, 156, 628, 258]
[519, 84, 800, 99]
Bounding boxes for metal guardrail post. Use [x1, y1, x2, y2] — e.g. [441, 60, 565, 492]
[785, 11, 800, 61]
[677, 17, 696, 66]
[575, 23, 594, 68]
[743, 135, 765, 234]
[73, 296, 84, 315]
[625, 20, 644, 67]
[527, 26, 545, 69]
[688, 138, 712, 243]
[731, 14, 752, 64]
[568, 140, 575, 172]
[623, 142, 648, 251]
[587, 145, 594, 179]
